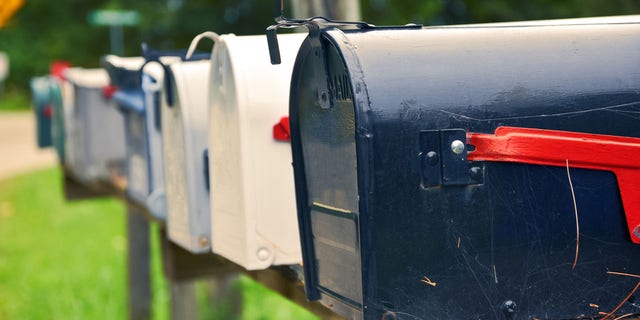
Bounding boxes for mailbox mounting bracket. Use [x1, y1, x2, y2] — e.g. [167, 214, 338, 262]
[419, 129, 483, 188]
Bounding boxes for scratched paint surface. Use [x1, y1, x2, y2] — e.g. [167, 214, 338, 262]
[291, 20, 640, 319]
[355, 24, 640, 319]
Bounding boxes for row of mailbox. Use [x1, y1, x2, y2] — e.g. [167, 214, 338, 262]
[31, 15, 640, 320]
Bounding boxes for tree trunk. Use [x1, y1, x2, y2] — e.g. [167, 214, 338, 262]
[291, 0, 361, 21]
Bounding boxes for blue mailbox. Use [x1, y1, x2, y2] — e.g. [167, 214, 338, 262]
[29, 76, 54, 148]
[48, 62, 72, 163]
[276, 15, 640, 319]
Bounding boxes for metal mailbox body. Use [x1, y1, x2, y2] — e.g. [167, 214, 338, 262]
[289, 16, 640, 319]
[102, 56, 148, 203]
[102, 55, 168, 220]
[49, 71, 72, 163]
[63, 67, 126, 183]
[208, 33, 304, 270]
[30, 76, 53, 148]
[161, 59, 211, 253]
[49, 76, 67, 162]
[140, 59, 180, 220]
[46, 62, 73, 163]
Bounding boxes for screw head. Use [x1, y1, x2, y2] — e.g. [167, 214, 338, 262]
[451, 140, 465, 155]
[469, 166, 483, 180]
[257, 247, 271, 261]
[501, 300, 517, 317]
[198, 236, 209, 248]
[426, 151, 439, 166]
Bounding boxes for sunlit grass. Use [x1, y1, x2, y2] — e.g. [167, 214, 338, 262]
[0, 168, 128, 319]
[0, 167, 318, 319]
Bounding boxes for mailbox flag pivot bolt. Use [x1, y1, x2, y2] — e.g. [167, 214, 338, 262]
[451, 140, 465, 154]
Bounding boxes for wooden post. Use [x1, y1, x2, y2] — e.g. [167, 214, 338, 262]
[160, 230, 242, 319]
[168, 280, 198, 320]
[127, 205, 152, 320]
[291, 0, 362, 21]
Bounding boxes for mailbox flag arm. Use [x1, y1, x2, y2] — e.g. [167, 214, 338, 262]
[468, 126, 640, 244]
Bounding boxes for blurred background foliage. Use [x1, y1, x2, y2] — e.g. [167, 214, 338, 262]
[0, 0, 639, 105]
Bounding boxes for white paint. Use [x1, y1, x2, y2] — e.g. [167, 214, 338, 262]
[0, 52, 8, 81]
[62, 67, 126, 183]
[161, 59, 212, 253]
[208, 33, 305, 270]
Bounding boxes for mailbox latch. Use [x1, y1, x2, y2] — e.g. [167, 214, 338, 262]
[419, 129, 483, 188]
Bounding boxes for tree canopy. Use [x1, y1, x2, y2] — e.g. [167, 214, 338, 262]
[1, 0, 638, 88]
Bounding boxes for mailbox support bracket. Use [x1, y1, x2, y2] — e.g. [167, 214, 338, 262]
[420, 129, 483, 187]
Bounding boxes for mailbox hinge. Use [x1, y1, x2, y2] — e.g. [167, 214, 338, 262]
[466, 126, 640, 244]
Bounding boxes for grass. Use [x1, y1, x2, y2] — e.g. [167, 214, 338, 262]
[0, 86, 31, 111]
[0, 167, 318, 319]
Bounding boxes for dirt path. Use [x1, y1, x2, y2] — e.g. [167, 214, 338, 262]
[0, 112, 57, 180]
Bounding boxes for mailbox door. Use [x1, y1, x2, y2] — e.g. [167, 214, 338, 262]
[30, 77, 53, 148]
[291, 34, 364, 319]
[113, 90, 149, 206]
[142, 67, 168, 221]
[50, 77, 67, 162]
[163, 60, 211, 253]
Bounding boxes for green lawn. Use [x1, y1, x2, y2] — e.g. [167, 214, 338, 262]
[0, 87, 30, 111]
[0, 168, 317, 319]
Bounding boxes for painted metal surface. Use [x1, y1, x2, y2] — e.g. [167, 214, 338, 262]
[289, 16, 640, 319]
[29, 76, 54, 148]
[62, 67, 125, 183]
[48, 61, 72, 163]
[102, 56, 150, 208]
[161, 58, 211, 253]
[140, 58, 179, 220]
[208, 33, 304, 270]
[102, 55, 169, 221]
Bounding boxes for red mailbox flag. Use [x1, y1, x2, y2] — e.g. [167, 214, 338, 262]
[468, 126, 640, 244]
[273, 116, 291, 142]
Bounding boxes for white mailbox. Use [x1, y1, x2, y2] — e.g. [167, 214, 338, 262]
[205, 33, 305, 270]
[161, 58, 211, 253]
[63, 67, 126, 183]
